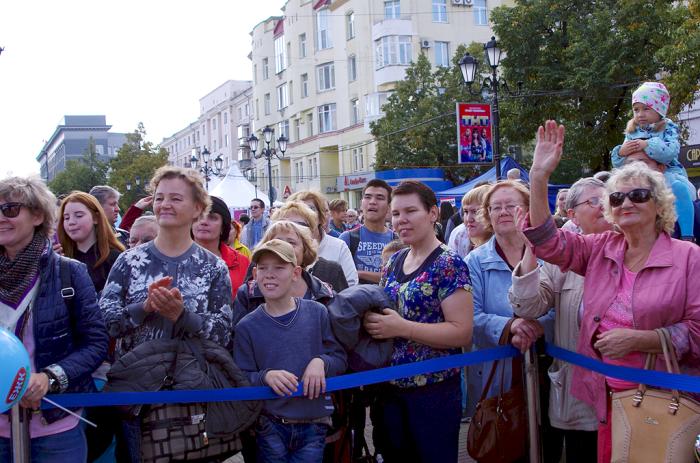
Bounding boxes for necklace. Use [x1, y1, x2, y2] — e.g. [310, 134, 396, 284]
[262, 298, 300, 327]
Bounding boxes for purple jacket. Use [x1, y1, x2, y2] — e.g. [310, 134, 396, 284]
[525, 217, 700, 421]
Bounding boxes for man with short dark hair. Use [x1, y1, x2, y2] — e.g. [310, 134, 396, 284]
[89, 185, 129, 247]
[339, 179, 396, 284]
[241, 198, 270, 249]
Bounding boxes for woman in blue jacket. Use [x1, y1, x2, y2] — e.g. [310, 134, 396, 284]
[0, 176, 109, 463]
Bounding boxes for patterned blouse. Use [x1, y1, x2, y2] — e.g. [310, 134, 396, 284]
[381, 244, 472, 388]
[100, 241, 233, 359]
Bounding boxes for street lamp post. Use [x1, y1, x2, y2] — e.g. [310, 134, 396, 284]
[125, 175, 144, 196]
[458, 36, 522, 180]
[190, 146, 224, 190]
[246, 126, 288, 204]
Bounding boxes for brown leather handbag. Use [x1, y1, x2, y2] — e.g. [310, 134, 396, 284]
[611, 328, 700, 463]
[467, 321, 527, 463]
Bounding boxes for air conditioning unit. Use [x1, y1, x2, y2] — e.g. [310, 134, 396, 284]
[420, 39, 431, 49]
[325, 186, 337, 193]
[452, 0, 464, 5]
[464, 0, 474, 5]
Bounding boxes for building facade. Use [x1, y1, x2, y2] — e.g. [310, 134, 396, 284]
[161, 80, 254, 182]
[249, 0, 513, 207]
[36, 115, 127, 182]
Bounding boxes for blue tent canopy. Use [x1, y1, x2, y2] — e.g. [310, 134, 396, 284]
[435, 157, 569, 213]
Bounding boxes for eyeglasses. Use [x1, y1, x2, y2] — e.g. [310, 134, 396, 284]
[0, 202, 23, 218]
[250, 205, 261, 210]
[488, 204, 520, 215]
[609, 188, 652, 208]
[572, 197, 603, 208]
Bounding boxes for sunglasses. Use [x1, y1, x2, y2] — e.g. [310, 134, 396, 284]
[0, 202, 23, 218]
[609, 188, 652, 208]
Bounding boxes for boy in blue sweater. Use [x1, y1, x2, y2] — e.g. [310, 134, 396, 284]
[233, 239, 346, 462]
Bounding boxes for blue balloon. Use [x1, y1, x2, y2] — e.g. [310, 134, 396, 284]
[0, 327, 31, 413]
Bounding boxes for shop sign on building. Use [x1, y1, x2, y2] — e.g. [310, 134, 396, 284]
[336, 172, 376, 192]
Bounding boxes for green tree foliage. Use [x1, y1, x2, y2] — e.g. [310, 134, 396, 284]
[371, 46, 490, 184]
[48, 138, 108, 197]
[491, 0, 700, 182]
[108, 123, 169, 210]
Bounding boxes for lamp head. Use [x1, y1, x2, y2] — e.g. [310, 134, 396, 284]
[214, 155, 224, 171]
[484, 36, 502, 69]
[458, 52, 478, 85]
[262, 126, 274, 144]
[247, 133, 259, 153]
[201, 147, 211, 163]
[277, 135, 288, 154]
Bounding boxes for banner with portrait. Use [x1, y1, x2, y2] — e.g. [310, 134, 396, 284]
[457, 103, 494, 164]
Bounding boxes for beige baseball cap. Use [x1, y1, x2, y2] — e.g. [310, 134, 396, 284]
[251, 239, 298, 266]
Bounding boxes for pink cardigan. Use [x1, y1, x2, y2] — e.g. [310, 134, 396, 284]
[524, 218, 700, 421]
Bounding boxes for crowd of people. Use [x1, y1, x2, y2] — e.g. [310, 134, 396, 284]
[0, 83, 699, 463]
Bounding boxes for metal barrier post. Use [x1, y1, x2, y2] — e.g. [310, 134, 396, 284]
[10, 405, 31, 463]
[524, 346, 542, 463]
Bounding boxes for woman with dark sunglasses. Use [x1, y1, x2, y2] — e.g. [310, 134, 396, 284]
[0, 177, 108, 462]
[524, 121, 700, 463]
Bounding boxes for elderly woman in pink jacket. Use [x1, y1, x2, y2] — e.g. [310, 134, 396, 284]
[524, 121, 700, 463]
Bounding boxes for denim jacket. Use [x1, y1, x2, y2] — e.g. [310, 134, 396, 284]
[465, 236, 554, 409]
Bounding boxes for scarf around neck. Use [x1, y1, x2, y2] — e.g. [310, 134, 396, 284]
[0, 232, 46, 308]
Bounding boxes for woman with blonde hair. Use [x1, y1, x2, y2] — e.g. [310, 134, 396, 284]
[228, 219, 251, 259]
[287, 190, 358, 286]
[100, 166, 234, 462]
[0, 177, 108, 462]
[272, 201, 348, 292]
[58, 191, 125, 294]
[447, 184, 493, 259]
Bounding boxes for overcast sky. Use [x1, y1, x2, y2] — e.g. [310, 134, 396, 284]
[0, 0, 284, 178]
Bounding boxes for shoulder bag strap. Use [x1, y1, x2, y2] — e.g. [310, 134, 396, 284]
[59, 256, 76, 312]
[478, 318, 515, 402]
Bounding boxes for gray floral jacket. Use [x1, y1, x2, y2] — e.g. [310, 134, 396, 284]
[100, 241, 233, 359]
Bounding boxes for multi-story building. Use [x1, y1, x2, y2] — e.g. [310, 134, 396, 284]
[36, 115, 127, 182]
[162, 80, 254, 180]
[249, 0, 513, 207]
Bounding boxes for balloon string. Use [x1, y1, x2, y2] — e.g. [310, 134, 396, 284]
[41, 397, 97, 428]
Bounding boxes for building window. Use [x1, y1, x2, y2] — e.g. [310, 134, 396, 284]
[224, 112, 228, 125]
[474, 0, 488, 25]
[262, 58, 269, 80]
[435, 41, 449, 67]
[432, 0, 447, 23]
[224, 134, 229, 147]
[384, 0, 400, 19]
[294, 118, 301, 141]
[278, 120, 289, 139]
[346, 11, 355, 40]
[352, 147, 364, 171]
[306, 112, 314, 137]
[213, 140, 217, 151]
[295, 161, 304, 183]
[317, 62, 335, 91]
[253, 64, 257, 84]
[301, 73, 309, 98]
[245, 103, 250, 116]
[274, 35, 287, 73]
[318, 103, 337, 133]
[238, 107, 243, 119]
[350, 98, 360, 124]
[316, 8, 332, 50]
[264, 93, 271, 115]
[375, 36, 412, 69]
[212, 119, 217, 130]
[348, 55, 357, 82]
[255, 99, 259, 120]
[299, 33, 307, 58]
[277, 84, 288, 110]
[288, 81, 294, 104]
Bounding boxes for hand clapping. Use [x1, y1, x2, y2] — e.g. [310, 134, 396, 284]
[144, 276, 184, 322]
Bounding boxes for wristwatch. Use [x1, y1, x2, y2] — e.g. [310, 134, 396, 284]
[42, 368, 61, 393]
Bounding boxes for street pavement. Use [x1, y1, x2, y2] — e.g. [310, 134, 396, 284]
[225, 419, 476, 462]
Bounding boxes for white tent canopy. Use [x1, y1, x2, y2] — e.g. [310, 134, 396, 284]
[208, 162, 269, 210]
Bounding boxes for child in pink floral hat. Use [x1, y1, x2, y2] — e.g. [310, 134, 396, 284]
[611, 81, 695, 240]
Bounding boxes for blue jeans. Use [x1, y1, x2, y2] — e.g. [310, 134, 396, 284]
[0, 423, 87, 463]
[379, 375, 461, 463]
[255, 415, 328, 463]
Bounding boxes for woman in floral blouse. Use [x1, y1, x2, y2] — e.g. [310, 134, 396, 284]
[364, 180, 473, 463]
[100, 166, 233, 462]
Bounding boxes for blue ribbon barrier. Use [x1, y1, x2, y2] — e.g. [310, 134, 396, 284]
[41, 342, 700, 410]
[546, 343, 700, 393]
[43, 345, 519, 409]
